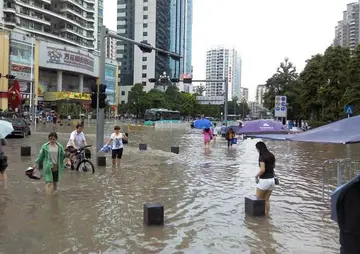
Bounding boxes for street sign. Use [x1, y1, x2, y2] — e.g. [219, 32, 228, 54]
[344, 105, 353, 115]
[274, 95, 287, 117]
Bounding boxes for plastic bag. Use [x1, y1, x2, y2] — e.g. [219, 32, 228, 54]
[25, 167, 41, 180]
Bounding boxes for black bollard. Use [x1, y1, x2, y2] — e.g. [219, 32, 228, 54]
[60, 123, 63, 126]
[21, 146, 31, 156]
[43, 122, 46, 124]
[171, 146, 179, 154]
[143, 203, 164, 226]
[67, 123, 70, 126]
[39, 161, 43, 170]
[245, 196, 265, 217]
[123, 133, 128, 144]
[139, 143, 147, 151]
[97, 155, 106, 167]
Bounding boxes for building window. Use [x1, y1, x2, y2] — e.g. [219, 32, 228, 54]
[121, 100, 125, 104]
[143, 32, 147, 36]
[142, 81, 146, 86]
[121, 91, 125, 95]
[142, 73, 147, 78]
[143, 23, 148, 28]
[142, 57, 147, 61]
[142, 65, 147, 70]
[143, 6, 148, 11]
[143, 15, 148, 19]
[144, 0, 148, 2]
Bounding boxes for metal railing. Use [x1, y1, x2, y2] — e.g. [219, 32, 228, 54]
[321, 158, 360, 200]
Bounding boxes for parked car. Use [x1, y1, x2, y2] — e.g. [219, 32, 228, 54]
[5, 118, 31, 137]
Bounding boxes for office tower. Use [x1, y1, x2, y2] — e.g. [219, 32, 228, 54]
[205, 46, 238, 100]
[241, 87, 249, 102]
[105, 29, 117, 60]
[96, 0, 103, 50]
[256, 84, 267, 106]
[333, 2, 359, 49]
[3, 0, 97, 49]
[234, 57, 242, 99]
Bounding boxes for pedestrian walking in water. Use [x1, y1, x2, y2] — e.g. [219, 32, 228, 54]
[0, 139, 8, 189]
[203, 128, 213, 149]
[106, 125, 128, 166]
[33, 132, 65, 195]
[254, 141, 276, 216]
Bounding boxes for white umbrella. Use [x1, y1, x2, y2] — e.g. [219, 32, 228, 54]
[0, 120, 14, 139]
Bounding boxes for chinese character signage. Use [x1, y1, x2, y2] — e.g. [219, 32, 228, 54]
[44, 92, 91, 101]
[39, 41, 99, 76]
[105, 63, 116, 105]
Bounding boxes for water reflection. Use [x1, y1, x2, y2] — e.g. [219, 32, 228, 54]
[0, 124, 343, 253]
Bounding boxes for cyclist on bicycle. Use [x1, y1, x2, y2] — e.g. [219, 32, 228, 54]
[66, 124, 87, 169]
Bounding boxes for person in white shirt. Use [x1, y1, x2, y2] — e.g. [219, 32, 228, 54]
[66, 124, 87, 169]
[106, 125, 128, 166]
[211, 123, 218, 141]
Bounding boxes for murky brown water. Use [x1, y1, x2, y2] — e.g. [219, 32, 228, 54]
[0, 122, 356, 253]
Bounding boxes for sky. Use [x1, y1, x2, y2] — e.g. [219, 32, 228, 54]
[104, 0, 352, 100]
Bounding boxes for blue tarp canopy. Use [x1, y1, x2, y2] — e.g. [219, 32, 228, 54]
[247, 116, 360, 144]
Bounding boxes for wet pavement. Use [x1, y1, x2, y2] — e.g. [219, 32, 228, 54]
[0, 121, 355, 253]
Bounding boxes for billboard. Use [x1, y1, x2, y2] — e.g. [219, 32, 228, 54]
[105, 63, 116, 105]
[9, 39, 34, 81]
[274, 95, 287, 117]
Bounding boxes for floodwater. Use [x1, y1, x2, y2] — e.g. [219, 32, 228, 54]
[0, 121, 357, 253]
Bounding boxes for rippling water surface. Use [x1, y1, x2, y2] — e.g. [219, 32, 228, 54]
[0, 122, 356, 253]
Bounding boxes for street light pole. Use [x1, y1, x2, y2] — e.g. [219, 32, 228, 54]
[96, 25, 106, 151]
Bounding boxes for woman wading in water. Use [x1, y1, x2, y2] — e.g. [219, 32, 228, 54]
[33, 132, 65, 195]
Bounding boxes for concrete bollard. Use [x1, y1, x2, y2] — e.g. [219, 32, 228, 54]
[245, 196, 265, 217]
[97, 155, 106, 167]
[171, 146, 179, 154]
[143, 203, 164, 226]
[139, 143, 147, 151]
[21, 146, 31, 156]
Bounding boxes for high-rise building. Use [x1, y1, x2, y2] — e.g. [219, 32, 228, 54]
[3, 0, 97, 50]
[105, 29, 117, 60]
[256, 84, 267, 106]
[117, 0, 192, 103]
[241, 87, 249, 102]
[96, 0, 103, 50]
[205, 46, 239, 100]
[116, 0, 135, 87]
[333, 2, 359, 49]
[234, 57, 242, 99]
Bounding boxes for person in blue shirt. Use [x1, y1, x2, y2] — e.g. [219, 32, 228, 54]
[221, 123, 227, 138]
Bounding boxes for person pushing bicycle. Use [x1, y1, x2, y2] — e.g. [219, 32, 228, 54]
[66, 124, 87, 169]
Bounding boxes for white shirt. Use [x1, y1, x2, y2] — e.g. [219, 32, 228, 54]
[212, 127, 218, 135]
[110, 133, 124, 150]
[66, 130, 86, 148]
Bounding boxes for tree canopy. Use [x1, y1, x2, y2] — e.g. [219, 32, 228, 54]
[263, 45, 360, 124]
[118, 84, 250, 118]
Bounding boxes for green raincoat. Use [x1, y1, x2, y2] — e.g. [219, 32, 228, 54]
[35, 142, 65, 182]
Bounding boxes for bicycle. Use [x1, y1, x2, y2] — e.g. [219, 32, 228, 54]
[64, 145, 95, 173]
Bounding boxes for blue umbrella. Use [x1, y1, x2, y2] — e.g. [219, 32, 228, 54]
[194, 118, 213, 129]
[331, 174, 360, 221]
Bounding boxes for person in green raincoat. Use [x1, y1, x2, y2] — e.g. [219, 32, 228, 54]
[33, 132, 65, 195]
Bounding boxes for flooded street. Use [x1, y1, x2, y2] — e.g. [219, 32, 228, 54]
[0, 122, 354, 253]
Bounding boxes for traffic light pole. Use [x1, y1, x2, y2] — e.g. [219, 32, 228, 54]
[183, 78, 229, 125]
[96, 26, 106, 151]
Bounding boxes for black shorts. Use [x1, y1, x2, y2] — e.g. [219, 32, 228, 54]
[52, 171, 59, 182]
[112, 148, 123, 159]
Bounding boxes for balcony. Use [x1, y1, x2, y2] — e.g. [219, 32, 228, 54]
[60, 0, 95, 13]
[60, 6, 94, 22]
[60, 27, 94, 40]
[17, 10, 51, 26]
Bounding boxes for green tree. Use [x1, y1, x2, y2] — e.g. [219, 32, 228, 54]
[165, 85, 181, 110]
[180, 93, 197, 119]
[127, 83, 147, 117]
[194, 84, 206, 95]
[298, 54, 325, 120]
[263, 58, 300, 119]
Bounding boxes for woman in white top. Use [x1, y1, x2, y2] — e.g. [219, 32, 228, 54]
[106, 125, 128, 166]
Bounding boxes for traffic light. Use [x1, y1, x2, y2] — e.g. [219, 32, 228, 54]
[148, 78, 158, 83]
[138, 41, 152, 53]
[90, 85, 97, 109]
[169, 53, 181, 61]
[99, 84, 107, 109]
[182, 78, 192, 84]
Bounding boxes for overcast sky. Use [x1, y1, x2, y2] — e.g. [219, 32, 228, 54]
[104, 0, 352, 100]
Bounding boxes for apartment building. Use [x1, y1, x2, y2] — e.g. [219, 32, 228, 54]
[256, 84, 267, 106]
[333, 2, 359, 49]
[105, 29, 117, 60]
[3, 0, 97, 50]
[205, 46, 239, 101]
[241, 87, 248, 102]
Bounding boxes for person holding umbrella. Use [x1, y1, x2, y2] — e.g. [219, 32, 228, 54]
[0, 120, 13, 189]
[193, 118, 213, 148]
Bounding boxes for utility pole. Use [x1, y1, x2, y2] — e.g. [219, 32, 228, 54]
[96, 25, 106, 151]
[96, 25, 182, 150]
